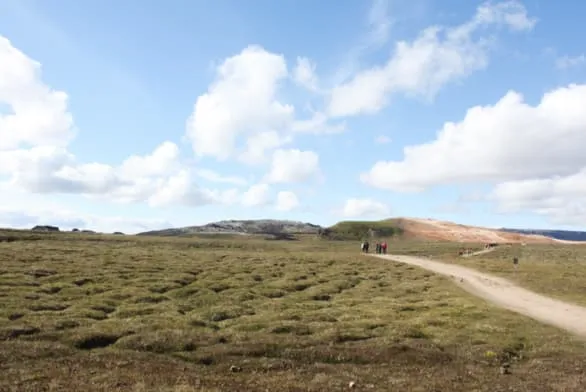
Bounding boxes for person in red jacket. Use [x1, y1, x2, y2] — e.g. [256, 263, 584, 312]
[381, 241, 387, 254]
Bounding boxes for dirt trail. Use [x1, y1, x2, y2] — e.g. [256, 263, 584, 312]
[373, 254, 586, 338]
[461, 247, 497, 258]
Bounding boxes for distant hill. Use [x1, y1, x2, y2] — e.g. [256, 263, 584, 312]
[137, 219, 322, 237]
[323, 219, 404, 240]
[137, 217, 582, 244]
[500, 228, 586, 242]
[325, 218, 565, 243]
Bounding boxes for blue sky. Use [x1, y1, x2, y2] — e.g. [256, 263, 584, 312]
[1, 0, 586, 233]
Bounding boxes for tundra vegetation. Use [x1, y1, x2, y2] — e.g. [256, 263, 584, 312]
[1, 230, 586, 391]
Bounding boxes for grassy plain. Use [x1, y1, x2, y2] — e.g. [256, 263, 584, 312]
[1, 231, 586, 391]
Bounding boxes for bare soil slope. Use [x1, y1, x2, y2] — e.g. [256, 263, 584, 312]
[394, 218, 561, 243]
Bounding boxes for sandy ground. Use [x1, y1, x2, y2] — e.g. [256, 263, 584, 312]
[373, 254, 586, 338]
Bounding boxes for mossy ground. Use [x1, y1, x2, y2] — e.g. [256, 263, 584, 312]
[1, 232, 585, 391]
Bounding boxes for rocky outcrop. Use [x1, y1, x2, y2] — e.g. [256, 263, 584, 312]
[31, 225, 59, 232]
[138, 219, 323, 237]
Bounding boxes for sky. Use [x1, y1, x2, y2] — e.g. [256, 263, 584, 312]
[1, 0, 586, 234]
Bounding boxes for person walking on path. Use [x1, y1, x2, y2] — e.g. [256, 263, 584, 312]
[381, 241, 387, 254]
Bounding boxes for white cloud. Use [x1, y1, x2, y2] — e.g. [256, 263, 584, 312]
[120, 141, 180, 177]
[474, 0, 536, 31]
[490, 169, 586, 226]
[194, 168, 248, 186]
[327, 0, 535, 118]
[0, 35, 270, 211]
[0, 142, 187, 202]
[241, 183, 272, 207]
[185, 45, 294, 161]
[0, 34, 203, 207]
[238, 130, 293, 165]
[185, 45, 345, 163]
[275, 190, 300, 211]
[375, 135, 391, 144]
[0, 141, 251, 209]
[0, 185, 171, 234]
[0, 206, 171, 234]
[0, 36, 74, 149]
[341, 198, 390, 218]
[293, 57, 318, 91]
[291, 112, 346, 135]
[265, 148, 320, 183]
[556, 54, 586, 70]
[366, 0, 392, 48]
[362, 83, 586, 192]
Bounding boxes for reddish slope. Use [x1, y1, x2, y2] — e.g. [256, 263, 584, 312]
[394, 218, 563, 244]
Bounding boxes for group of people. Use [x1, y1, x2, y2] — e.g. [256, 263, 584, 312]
[360, 240, 388, 254]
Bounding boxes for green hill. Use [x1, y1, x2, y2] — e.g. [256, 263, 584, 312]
[323, 219, 404, 240]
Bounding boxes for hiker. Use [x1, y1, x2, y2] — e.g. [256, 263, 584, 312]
[361, 241, 369, 253]
[375, 242, 381, 254]
[381, 241, 387, 254]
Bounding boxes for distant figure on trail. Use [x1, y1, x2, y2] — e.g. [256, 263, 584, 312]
[361, 241, 370, 253]
[381, 241, 387, 254]
[375, 242, 381, 254]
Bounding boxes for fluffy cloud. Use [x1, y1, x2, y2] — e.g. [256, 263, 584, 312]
[490, 169, 586, 226]
[186, 45, 347, 166]
[275, 191, 300, 211]
[0, 206, 171, 234]
[362, 82, 586, 226]
[473, 0, 536, 31]
[265, 148, 320, 183]
[241, 183, 272, 207]
[238, 131, 293, 165]
[194, 168, 248, 186]
[293, 57, 318, 91]
[145, 169, 219, 207]
[0, 185, 171, 233]
[186, 45, 294, 162]
[0, 36, 74, 149]
[291, 112, 345, 135]
[120, 142, 180, 177]
[0, 34, 195, 206]
[0, 35, 279, 210]
[362, 84, 586, 192]
[0, 141, 193, 204]
[341, 198, 390, 218]
[327, 0, 536, 118]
